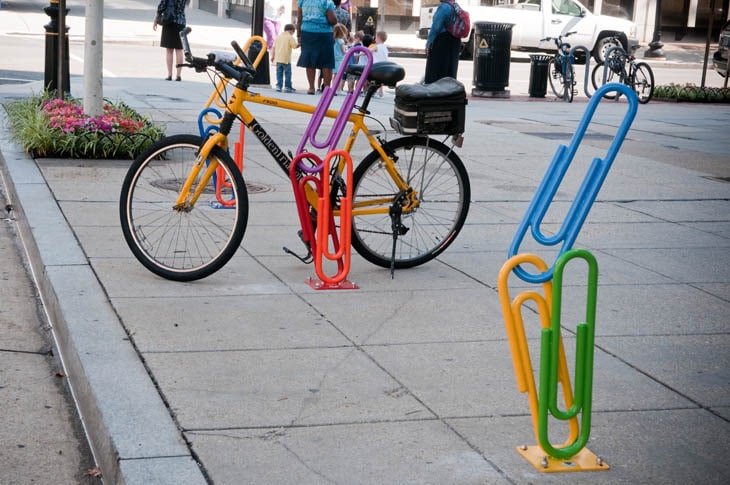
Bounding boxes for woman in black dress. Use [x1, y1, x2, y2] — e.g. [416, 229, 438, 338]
[153, 0, 190, 81]
[424, 0, 461, 84]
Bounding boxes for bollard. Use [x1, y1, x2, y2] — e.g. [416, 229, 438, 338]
[250, 0, 270, 86]
[44, 0, 70, 95]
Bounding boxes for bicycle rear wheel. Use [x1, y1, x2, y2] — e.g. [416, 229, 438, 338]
[565, 66, 575, 102]
[119, 134, 248, 281]
[632, 62, 655, 104]
[351, 136, 470, 269]
[548, 58, 565, 98]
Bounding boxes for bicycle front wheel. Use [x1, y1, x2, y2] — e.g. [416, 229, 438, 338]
[351, 136, 470, 269]
[591, 62, 619, 99]
[119, 134, 248, 281]
[632, 62, 655, 104]
[548, 58, 565, 98]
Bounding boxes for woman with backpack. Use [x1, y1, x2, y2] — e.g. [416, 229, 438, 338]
[424, 0, 462, 84]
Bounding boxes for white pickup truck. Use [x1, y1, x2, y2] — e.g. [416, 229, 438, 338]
[418, 0, 638, 62]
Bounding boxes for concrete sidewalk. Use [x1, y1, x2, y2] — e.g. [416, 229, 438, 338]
[2, 1, 730, 484]
[4, 75, 730, 483]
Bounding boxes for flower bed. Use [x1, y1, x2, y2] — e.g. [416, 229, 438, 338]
[5, 93, 164, 159]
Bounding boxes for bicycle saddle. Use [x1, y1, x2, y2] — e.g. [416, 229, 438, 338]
[346, 62, 405, 87]
[394, 77, 466, 102]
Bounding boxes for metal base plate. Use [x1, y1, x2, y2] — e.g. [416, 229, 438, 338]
[516, 445, 609, 473]
[305, 278, 359, 290]
[471, 88, 511, 98]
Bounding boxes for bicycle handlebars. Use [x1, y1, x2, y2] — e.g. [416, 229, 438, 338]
[540, 31, 577, 43]
[178, 27, 256, 82]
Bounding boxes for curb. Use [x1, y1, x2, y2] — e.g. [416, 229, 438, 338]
[0, 109, 206, 484]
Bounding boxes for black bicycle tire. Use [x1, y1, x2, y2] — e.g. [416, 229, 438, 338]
[590, 63, 619, 99]
[633, 62, 655, 104]
[350, 136, 470, 269]
[548, 58, 565, 98]
[119, 134, 248, 281]
[565, 66, 575, 102]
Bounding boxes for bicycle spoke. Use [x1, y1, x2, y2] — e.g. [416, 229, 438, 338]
[351, 136, 470, 269]
[120, 135, 248, 281]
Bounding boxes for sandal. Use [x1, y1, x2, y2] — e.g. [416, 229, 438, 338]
[307, 89, 315, 95]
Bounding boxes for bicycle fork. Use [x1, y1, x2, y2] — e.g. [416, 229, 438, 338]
[174, 133, 228, 211]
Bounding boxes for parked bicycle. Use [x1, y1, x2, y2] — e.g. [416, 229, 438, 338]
[591, 35, 654, 104]
[544, 32, 578, 102]
[119, 29, 471, 281]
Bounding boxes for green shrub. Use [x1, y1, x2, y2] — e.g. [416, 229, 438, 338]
[653, 83, 730, 103]
[4, 92, 165, 159]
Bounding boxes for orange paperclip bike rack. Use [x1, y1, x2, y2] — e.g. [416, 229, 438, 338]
[289, 150, 357, 290]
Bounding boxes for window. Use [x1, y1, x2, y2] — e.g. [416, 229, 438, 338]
[552, 0, 582, 16]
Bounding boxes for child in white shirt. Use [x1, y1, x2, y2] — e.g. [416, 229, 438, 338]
[370, 31, 389, 97]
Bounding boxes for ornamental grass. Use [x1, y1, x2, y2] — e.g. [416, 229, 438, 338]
[5, 93, 164, 159]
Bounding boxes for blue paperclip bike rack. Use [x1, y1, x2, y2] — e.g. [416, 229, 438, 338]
[198, 107, 223, 138]
[508, 82, 638, 284]
[196, 107, 239, 209]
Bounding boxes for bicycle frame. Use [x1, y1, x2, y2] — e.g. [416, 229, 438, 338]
[597, 46, 632, 98]
[599, 46, 626, 78]
[175, 68, 410, 218]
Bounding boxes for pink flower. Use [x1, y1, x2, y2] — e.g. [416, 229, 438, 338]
[42, 98, 148, 135]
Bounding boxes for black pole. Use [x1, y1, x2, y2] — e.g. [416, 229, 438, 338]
[250, 0, 270, 86]
[57, 0, 66, 98]
[44, 0, 70, 95]
[701, 0, 718, 87]
[644, 0, 665, 59]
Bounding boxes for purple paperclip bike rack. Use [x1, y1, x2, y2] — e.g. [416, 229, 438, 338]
[295, 46, 373, 157]
[508, 82, 638, 284]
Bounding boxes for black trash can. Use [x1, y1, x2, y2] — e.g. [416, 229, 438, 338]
[355, 7, 377, 36]
[528, 54, 551, 98]
[472, 22, 514, 96]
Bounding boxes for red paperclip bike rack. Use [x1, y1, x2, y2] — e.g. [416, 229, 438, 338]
[289, 150, 357, 290]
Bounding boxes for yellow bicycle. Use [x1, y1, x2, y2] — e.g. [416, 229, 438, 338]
[119, 31, 470, 281]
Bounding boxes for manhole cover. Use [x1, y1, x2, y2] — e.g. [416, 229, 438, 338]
[246, 182, 273, 194]
[151, 178, 273, 193]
